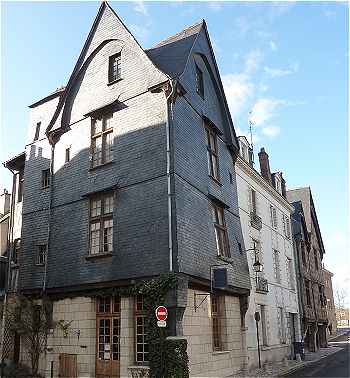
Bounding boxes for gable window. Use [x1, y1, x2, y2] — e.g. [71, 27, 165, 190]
[65, 147, 71, 163]
[195, 64, 204, 98]
[135, 295, 149, 364]
[89, 192, 114, 255]
[211, 203, 230, 257]
[205, 125, 220, 181]
[91, 114, 113, 168]
[211, 294, 225, 351]
[13, 239, 21, 265]
[37, 244, 46, 265]
[41, 169, 50, 189]
[17, 169, 24, 203]
[273, 249, 281, 283]
[108, 52, 121, 83]
[34, 122, 41, 141]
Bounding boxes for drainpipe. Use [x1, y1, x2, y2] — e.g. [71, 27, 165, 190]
[42, 140, 56, 294]
[0, 166, 16, 374]
[164, 79, 176, 272]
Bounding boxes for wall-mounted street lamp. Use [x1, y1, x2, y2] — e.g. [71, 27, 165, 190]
[245, 242, 263, 274]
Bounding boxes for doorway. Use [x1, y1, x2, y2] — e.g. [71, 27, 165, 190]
[96, 297, 121, 378]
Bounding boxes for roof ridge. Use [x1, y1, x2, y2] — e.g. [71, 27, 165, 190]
[151, 20, 204, 48]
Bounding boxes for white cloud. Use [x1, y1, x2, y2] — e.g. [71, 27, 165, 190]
[250, 98, 285, 126]
[269, 41, 277, 51]
[235, 126, 259, 144]
[129, 24, 150, 42]
[264, 62, 299, 78]
[133, 1, 148, 16]
[262, 125, 280, 137]
[244, 49, 263, 74]
[208, 2, 223, 11]
[259, 84, 269, 92]
[222, 73, 254, 122]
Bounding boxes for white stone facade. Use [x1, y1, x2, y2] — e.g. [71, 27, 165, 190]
[235, 137, 301, 370]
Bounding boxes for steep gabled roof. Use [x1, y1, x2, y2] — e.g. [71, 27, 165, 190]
[146, 21, 203, 78]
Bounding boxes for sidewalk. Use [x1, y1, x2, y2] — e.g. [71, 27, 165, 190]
[229, 344, 343, 377]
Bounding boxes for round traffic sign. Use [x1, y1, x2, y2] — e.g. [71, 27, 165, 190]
[155, 306, 168, 321]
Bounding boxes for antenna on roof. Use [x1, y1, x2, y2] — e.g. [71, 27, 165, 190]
[248, 111, 255, 165]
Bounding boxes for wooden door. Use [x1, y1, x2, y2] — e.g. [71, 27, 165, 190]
[59, 353, 77, 378]
[96, 297, 120, 378]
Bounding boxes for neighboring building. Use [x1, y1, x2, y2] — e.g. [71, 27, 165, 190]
[0, 153, 25, 363]
[288, 187, 328, 352]
[336, 308, 350, 327]
[322, 267, 337, 336]
[2, 2, 251, 377]
[236, 137, 301, 369]
[0, 189, 11, 297]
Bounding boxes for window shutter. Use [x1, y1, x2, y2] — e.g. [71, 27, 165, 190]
[273, 208, 277, 228]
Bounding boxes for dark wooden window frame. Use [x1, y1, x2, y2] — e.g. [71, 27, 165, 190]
[205, 125, 220, 183]
[212, 202, 230, 258]
[108, 52, 122, 84]
[41, 169, 50, 189]
[135, 295, 149, 365]
[65, 147, 71, 163]
[89, 192, 114, 256]
[195, 63, 204, 98]
[36, 244, 46, 266]
[211, 294, 224, 351]
[90, 115, 114, 169]
[34, 122, 41, 141]
[17, 169, 24, 203]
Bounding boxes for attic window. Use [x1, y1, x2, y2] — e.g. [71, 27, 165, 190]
[108, 52, 121, 83]
[195, 64, 204, 98]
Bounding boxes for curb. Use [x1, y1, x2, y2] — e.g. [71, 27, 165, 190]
[278, 347, 343, 376]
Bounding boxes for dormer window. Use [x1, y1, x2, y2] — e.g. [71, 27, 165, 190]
[195, 64, 204, 98]
[108, 52, 121, 83]
[34, 122, 41, 141]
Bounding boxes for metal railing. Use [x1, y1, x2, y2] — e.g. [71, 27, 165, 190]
[250, 212, 262, 230]
[256, 277, 269, 293]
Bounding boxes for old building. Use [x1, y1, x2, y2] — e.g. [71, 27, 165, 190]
[2, 2, 251, 377]
[235, 137, 301, 369]
[322, 267, 337, 336]
[287, 187, 328, 352]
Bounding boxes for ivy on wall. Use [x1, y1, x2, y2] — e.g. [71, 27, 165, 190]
[49, 273, 189, 378]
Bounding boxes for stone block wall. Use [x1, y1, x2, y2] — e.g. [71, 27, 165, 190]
[183, 289, 244, 377]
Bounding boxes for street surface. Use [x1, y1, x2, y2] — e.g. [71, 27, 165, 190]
[286, 332, 350, 377]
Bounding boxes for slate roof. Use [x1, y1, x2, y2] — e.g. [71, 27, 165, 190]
[145, 21, 203, 78]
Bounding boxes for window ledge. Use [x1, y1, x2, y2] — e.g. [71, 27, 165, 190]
[107, 77, 123, 86]
[86, 252, 113, 260]
[89, 161, 114, 172]
[41, 186, 50, 190]
[212, 350, 230, 355]
[35, 263, 45, 267]
[217, 255, 233, 264]
[209, 175, 223, 186]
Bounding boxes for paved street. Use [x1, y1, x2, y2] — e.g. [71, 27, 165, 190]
[286, 332, 350, 378]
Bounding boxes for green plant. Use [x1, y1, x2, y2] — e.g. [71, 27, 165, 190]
[6, 296, 55, 377]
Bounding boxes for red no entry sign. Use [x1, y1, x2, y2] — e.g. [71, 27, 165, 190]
[155, 306, 168, 321]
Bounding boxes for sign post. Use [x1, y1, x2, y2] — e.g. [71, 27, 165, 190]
[254, 311, 261, 368]
[155, 306, 168, 328]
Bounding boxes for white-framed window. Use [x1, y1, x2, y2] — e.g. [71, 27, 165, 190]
[135, 295, 149, 364]
[91, 114, 114, 168]
[205, 125, 220, 182]
[89, 192, 114, 255]
[108, 52, 121, 83]
[273, 249, 281, 283]
[211, 203, 230, 257]
[270, 205, 278, 229]
[282, 214, 291, 238]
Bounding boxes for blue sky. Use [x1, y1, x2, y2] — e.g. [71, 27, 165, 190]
[1, 1, 348, 301]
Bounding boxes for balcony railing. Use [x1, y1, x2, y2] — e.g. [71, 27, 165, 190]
[250, 212, 262, 230]
[256, 277, 269, 294]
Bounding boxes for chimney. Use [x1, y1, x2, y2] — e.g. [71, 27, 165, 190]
[281, 173, 287, 198]
[258, 148, 272, 185]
